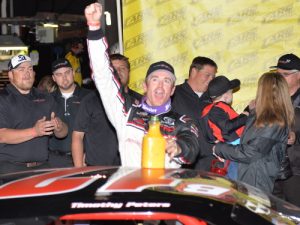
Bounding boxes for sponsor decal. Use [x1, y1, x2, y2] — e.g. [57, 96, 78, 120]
[132, 117, 146, 126]
[157, 30, 186, 49]
[191, 7, 221, 26]
[161, 117, 175, 126]
[208, 52, 222, 65]
[227, 28, 257, 49]
[160, 125, 175, 133]
[124, 32, 151, 51]
[262, 27, 293, 48]
[227, 5, 257, 25]
[124, 9, 152, 29]
[157, 8, 186, 27]
[135, 111, 148, 117]
[168, 51, 188, 67]
[130, 53, 153, 71]
[193, 30, 222, 49]
[263, 4, 293, 23]
[227, 53, 257, 72]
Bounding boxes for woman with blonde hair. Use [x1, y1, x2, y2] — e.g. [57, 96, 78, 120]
[213, 72, 294, 193]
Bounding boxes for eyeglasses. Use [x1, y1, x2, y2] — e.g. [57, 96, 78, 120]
[279, 71, 299, 77]
[54, 69, 72, 77]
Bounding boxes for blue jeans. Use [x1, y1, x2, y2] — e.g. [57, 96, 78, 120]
[225, 138, 240, 180]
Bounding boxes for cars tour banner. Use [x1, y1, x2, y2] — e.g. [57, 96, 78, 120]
[122, 0, 300, 112]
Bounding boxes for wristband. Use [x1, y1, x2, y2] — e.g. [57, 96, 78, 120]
[87, 22, 101, 27]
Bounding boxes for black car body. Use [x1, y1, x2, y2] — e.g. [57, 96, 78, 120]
[0, 167, 299, 225]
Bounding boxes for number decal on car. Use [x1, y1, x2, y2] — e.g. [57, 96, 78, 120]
[97, 168, 178, 193]
[0, 167, 101, 199]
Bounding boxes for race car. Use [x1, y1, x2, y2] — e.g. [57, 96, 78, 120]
[0, 166, 299, 225]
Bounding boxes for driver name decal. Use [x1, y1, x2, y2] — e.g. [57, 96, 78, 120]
[71, 201, 171, 209]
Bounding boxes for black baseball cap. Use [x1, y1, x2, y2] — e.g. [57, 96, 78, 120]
[52, 59, 72, 73]
[208, 75, 240, 99]
[270, 53, 300, 71]
[146, 61, 175, 80]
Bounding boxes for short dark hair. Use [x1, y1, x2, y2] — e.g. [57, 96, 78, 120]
[189, 56, 217, 76]
[70, 38, 83, 48]
[110, 53, 130, 70]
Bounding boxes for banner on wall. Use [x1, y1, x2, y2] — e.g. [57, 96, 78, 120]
[122, 0, 300, 112]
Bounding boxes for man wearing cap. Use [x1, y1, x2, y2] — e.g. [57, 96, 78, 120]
[172, 56, 217, 171]
[0, 55, 68, 174]
[84, 3, 199, 168]
[271, 53, 300, 207]
[49, 58, 90, 168]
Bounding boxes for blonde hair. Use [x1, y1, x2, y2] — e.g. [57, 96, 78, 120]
[255, 72, 294, 128]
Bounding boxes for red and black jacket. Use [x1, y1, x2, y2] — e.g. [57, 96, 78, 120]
[200, 101, 247, 143]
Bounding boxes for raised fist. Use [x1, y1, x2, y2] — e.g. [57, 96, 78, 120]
[85, 3, 102, 24]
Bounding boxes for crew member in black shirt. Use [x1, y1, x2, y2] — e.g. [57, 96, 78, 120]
[72, 91, 120, 167]
[172, 56, 217, 171]
[49, 59, 90, 167]
[0, 55, 68, 174]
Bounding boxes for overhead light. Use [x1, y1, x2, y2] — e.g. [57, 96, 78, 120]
[43, 23, 58, 28]
[0, 46, 27, 51]
[60, 22, 71, 27]
[0, 35, 27, 50]
[0, 35, 28, 61]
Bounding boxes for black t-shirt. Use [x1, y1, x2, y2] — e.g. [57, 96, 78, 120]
[0, 84, 59, 162]
[49, 85, 91, 153]
[73, 91, 120, 166]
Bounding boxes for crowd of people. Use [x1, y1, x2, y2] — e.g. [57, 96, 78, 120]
[0, 1, 299, 208]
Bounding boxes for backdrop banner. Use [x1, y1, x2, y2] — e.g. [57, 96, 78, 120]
[122, 0, 300, 111]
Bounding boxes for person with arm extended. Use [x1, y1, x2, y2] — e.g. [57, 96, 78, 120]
[213, 72, 294, 193]
[84, 3, 199, 168]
